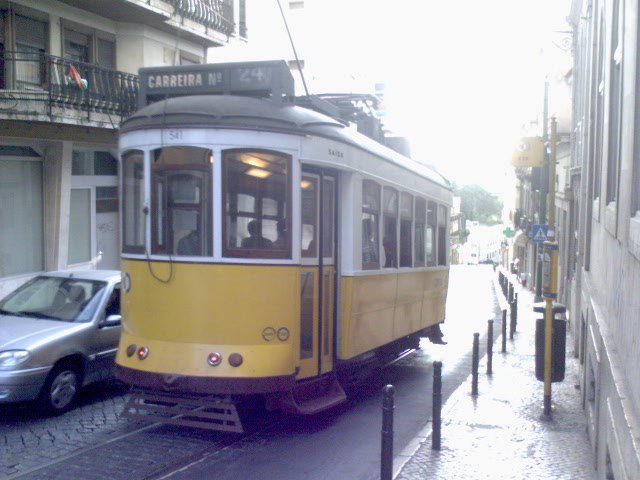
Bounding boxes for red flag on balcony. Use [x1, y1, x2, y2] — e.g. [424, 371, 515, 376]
[67, 64, 87, 90]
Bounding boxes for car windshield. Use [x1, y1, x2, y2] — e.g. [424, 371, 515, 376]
[0, 276, 107, 322]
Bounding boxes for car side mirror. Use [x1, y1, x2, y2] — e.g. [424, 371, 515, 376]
[100, 314, 122, 328]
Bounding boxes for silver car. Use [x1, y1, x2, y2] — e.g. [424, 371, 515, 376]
[0, 270, 122, 414]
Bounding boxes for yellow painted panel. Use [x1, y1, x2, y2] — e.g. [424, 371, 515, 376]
[121, 260, 299, 346]
[393, 301, 422, 338]
[351, 273, 397, 314]
[340, 269, 449, 360]
[116, 331, 294, 378]
[349, 308, 395, 356]
[396, 271, 426, 305]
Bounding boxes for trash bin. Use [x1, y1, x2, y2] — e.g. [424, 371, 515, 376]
[533, 302, 566, 383]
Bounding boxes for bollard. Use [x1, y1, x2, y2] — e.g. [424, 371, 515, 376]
[501, 309, 507, 353]
[472, 333, 479, 396]
[510, 298, 516, 340]
[432, 361, 442, 450]
[508, 282, 514, 303]
[513, 293, 518, 330]
[487, 320, 494, 375]
[381, 384, 395, 480]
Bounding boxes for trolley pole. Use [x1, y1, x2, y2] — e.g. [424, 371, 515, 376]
[542, 116, 558, 417]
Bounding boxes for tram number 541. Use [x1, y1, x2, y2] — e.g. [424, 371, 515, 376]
[165, 129, 183, 142]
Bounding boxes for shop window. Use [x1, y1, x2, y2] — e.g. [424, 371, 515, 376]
[72, 151, 117, 176]
[96, 186, 118, 213]
[0, 158, 44, 276]
[223, 150, 290, 259]
[362, 180, 380, 269]
[68, 188, 91, 264]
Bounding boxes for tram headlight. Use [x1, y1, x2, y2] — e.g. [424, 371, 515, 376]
[137, 346, 149, 360]
[126, 344, 137, 357]
[207, 352, 222, 366]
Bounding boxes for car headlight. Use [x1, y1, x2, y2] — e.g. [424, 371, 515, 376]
[0, 350, 30, 368]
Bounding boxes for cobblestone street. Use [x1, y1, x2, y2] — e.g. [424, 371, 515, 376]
[0, 380, 141, 478]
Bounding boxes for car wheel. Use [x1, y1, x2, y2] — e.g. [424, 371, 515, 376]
[37, 363, 82, 414]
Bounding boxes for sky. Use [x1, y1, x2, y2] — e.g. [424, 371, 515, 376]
[210, 0, 573, 196]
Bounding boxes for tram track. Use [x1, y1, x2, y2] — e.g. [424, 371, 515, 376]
[6, 410, 283, 480]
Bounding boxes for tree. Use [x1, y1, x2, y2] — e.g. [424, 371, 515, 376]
[453, 183, 503, 225]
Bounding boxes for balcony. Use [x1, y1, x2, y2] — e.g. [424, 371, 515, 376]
[0, 51, 139, 129]
[56, 0, 243, 45]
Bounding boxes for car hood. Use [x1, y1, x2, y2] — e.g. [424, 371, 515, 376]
[0, 315, 82, 350]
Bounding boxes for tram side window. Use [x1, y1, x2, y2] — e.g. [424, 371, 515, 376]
[414, 197, 426, 267]
[383, 187, 398, 268]
[438, 205, 448, 266]
[151, 147, 212, 256]
[223, 150, 291, 259]
[399, 192, 413, 267]
[361, 180, 380, 269]
[427, 201, 437, 266]
[122, 150, 145, 253]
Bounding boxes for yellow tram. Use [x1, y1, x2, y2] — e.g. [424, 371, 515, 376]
[115, 61, 452, 431]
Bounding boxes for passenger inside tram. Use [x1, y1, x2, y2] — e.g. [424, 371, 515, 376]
[177, 229, 201, 255]
[241, 220, 273, 249]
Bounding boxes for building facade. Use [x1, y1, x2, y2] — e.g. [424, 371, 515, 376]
[0, 0, 246, 296]
[566, 1, 640, 478]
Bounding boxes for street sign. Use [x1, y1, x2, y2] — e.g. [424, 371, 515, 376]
[511, 136, 544, 168]
[531, 224, 548, 243]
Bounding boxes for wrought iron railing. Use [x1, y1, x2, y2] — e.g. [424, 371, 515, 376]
[0, 51, 139, 121]
[167, 0, 236, 37]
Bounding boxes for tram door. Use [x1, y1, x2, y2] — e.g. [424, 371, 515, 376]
[298, 170, 336, 379]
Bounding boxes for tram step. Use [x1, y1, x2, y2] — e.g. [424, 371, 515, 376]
[122, 390, 243, 433]
[277, 373, 347, 415]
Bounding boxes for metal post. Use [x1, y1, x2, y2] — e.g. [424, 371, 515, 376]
[381, 385, 395, 480]
[508, 282, 514, 303]
[472, 333, 479, 396]
[487, 320, 494, 375]
[536, 77, 549, 302]
[501, 309, 507, 353]
[510, 299, 516, 340]
[513, 293, 519, 331]
[543, 116, 559, 418]
[432, 361, 442, 450]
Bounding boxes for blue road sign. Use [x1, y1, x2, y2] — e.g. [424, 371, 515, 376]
[531, 224, 548, 243]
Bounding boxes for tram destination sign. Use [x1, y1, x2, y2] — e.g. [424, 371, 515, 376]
[138, 60, 295, 108]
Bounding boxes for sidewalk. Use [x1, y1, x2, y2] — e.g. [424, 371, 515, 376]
[393, 271, 597, 480]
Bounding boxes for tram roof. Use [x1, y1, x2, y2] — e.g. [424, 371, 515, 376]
[120, 94, 451, 189]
